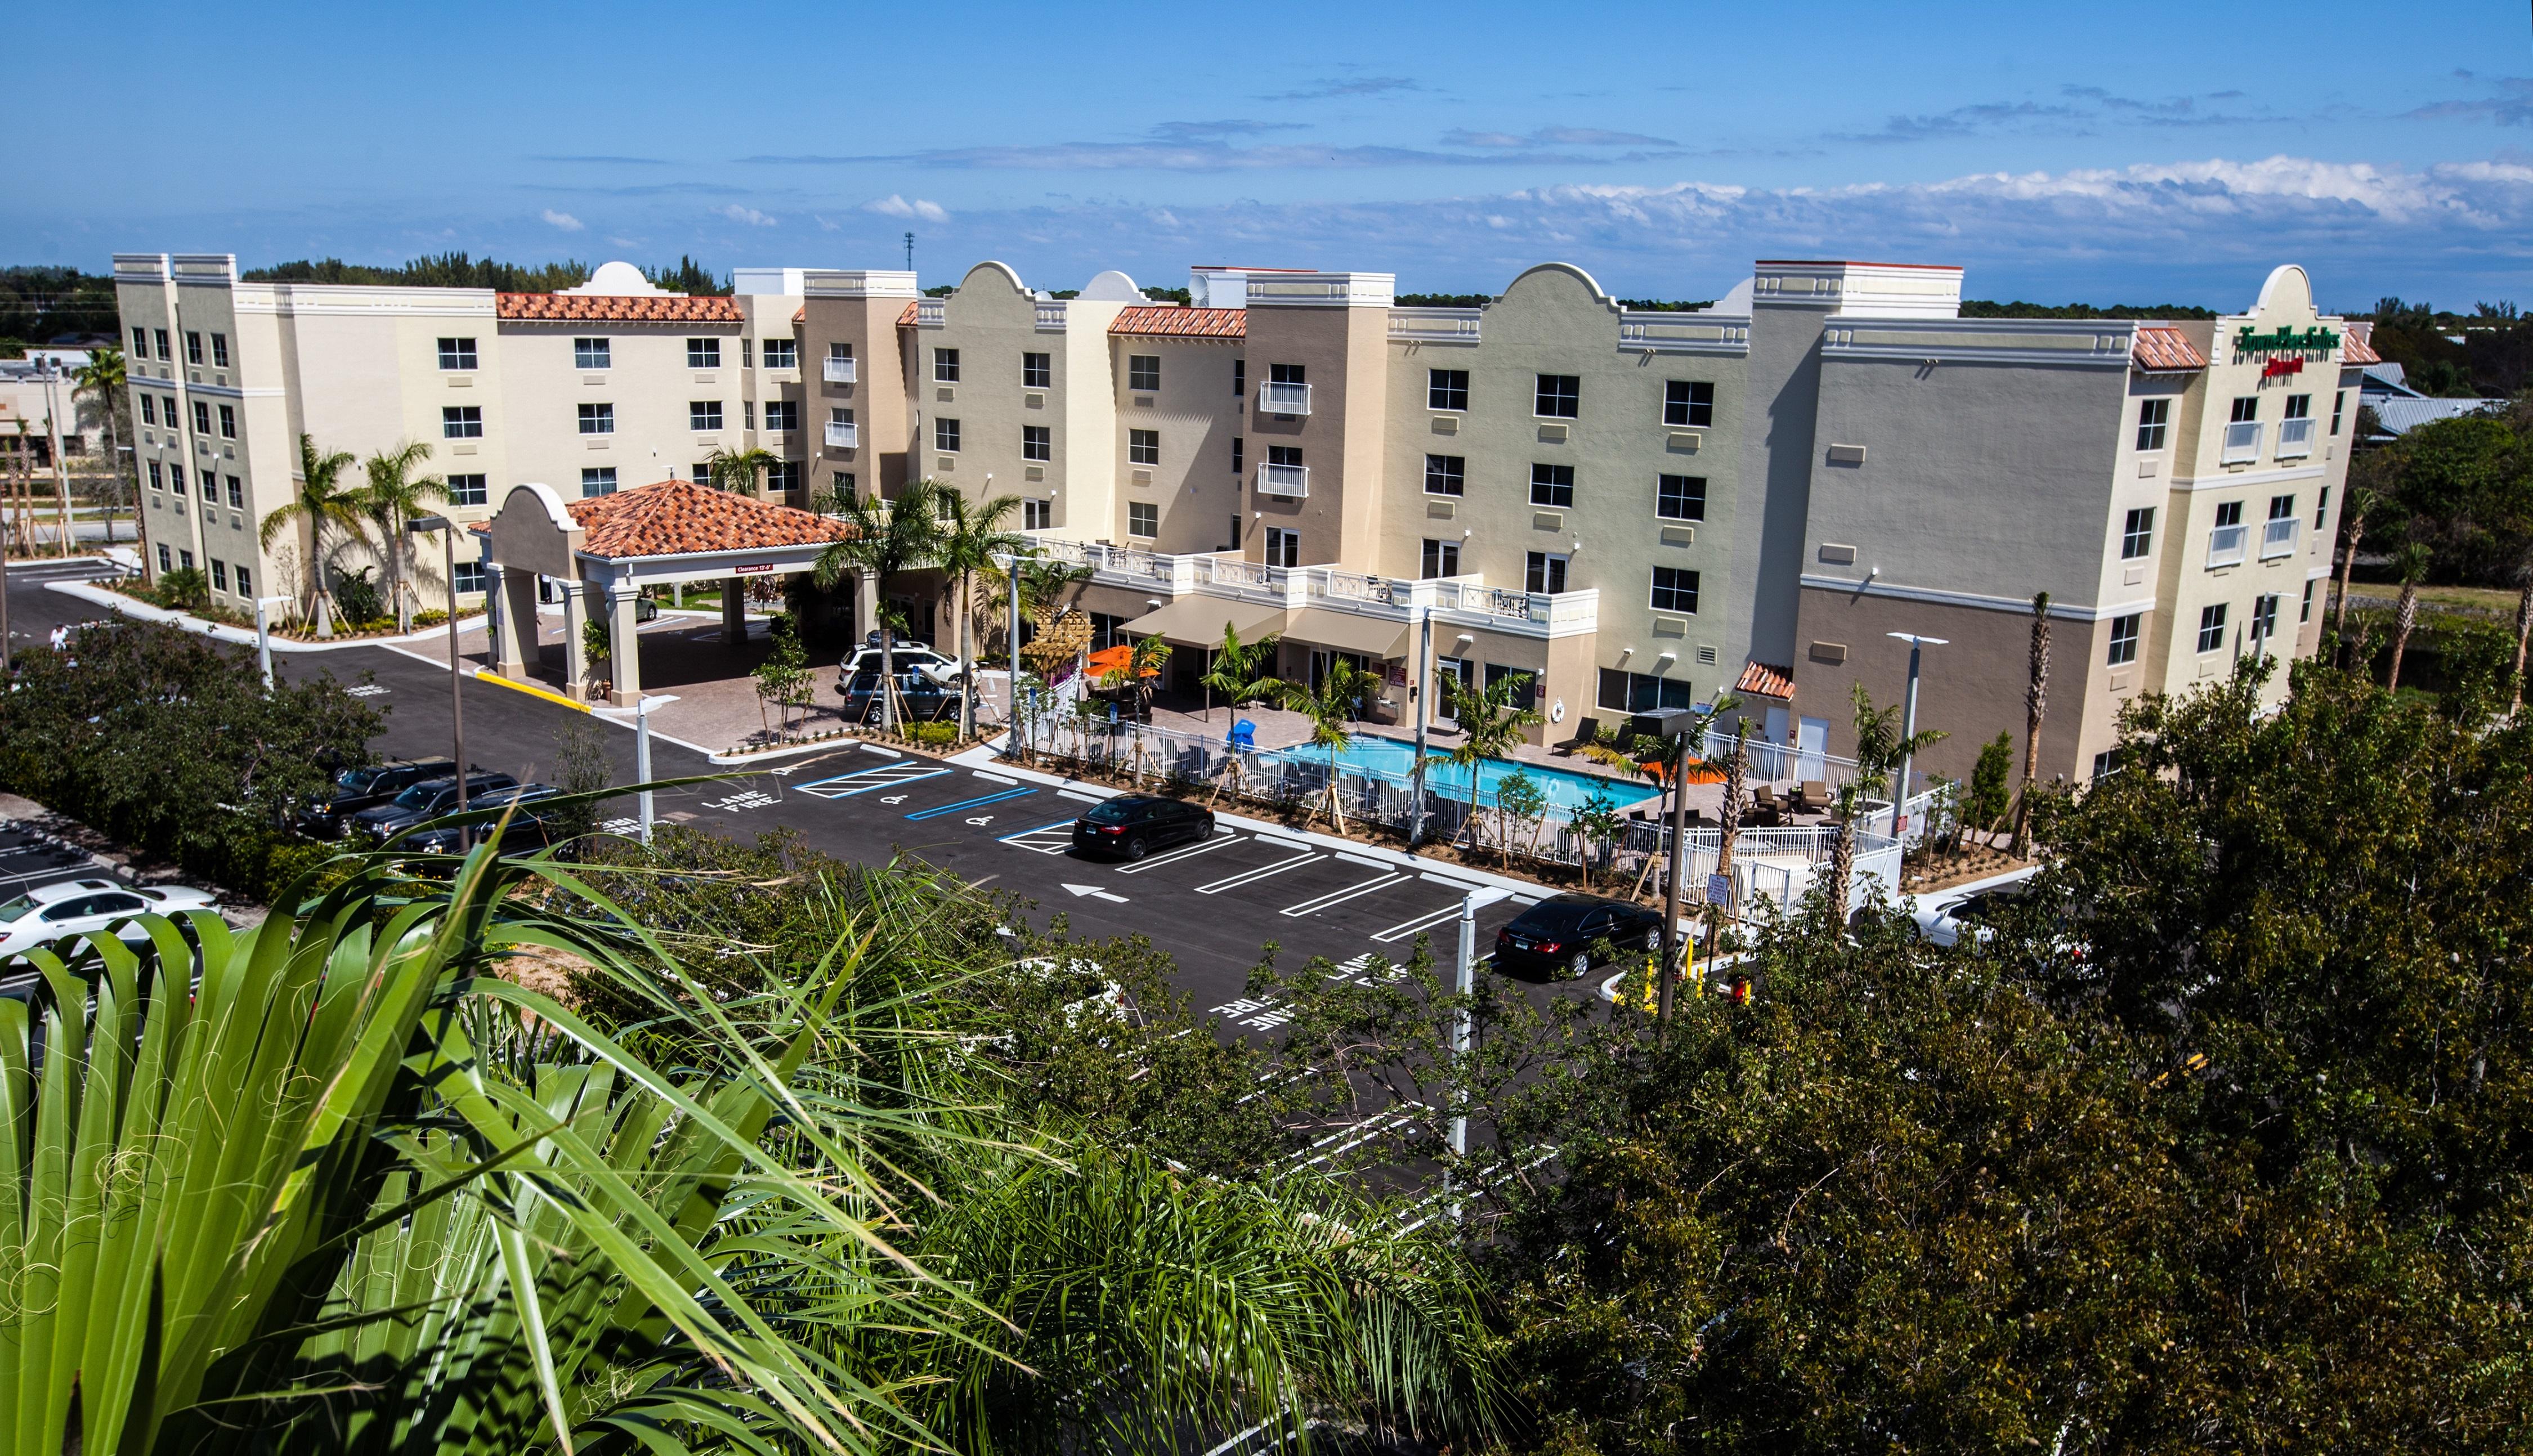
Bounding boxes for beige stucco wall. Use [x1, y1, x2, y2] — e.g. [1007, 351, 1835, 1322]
[1110, 333, 1242, 553]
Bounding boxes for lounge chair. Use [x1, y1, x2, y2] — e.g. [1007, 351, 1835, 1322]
[1795, 780, 1831, 814]
[1749, 785, 1782, 826]
[1552, 715, 1600, 756]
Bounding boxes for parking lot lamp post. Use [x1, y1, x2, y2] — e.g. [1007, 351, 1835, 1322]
[991, 550, 1020, 759]
[1885, 632, 1947, 839]
[409, 517, 467, 813]
[1409, 603, 1434, 845]
[253, 594, 292, 689]
[1451, 885, 1515, 1167]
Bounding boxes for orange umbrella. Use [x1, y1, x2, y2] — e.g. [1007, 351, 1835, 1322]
[1085, 644, 1160, 679]
[1636, 755, 1728, 787]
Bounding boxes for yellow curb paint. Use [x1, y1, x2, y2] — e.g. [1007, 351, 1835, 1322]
[475, 671, 591, 714]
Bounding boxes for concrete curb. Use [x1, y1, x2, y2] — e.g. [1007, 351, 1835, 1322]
[706, 736, 864, 767]
[45, 579, 487, 652]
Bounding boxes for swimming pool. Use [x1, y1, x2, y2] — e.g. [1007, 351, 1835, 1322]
[1254, 733, 1659, 814]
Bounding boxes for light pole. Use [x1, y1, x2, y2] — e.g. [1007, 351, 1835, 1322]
[253, 594, 292, 690]
[409, 517, 468, 813]
[599, 693, 678, 845]
[1885, 631, 1948, 839]
[991, 550, 1021, 759]
[1451, 884, 1515, 1166]
[1408, 602, 1434, 845]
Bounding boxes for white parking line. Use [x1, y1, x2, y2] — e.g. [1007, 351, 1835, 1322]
[1115, 832, 1244, 874]
[1194, 849, 1326, 895]
[970, 770, 1017, 785]
[1279, 872, 1408, 919]
[1370, 902, 1467, 943]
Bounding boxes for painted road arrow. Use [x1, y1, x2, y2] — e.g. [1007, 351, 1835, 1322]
[1062, 884, 1129, 904]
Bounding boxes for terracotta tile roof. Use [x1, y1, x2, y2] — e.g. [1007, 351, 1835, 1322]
[793, 306, 804, 325]
[2342, 325, 2380, 365]
[1734, 660, 1796, 700]
[496, 292, 743, 323]
[564, 477, 852, 559]
[1111, 305, 1247, 339]
[2131, 325, 2207, 372]
[897, 300, 920, 327]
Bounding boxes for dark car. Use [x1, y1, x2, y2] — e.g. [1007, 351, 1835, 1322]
[839, 667, 954, 722]
[1071, 795, 1215, 861]
[406, 784, 561, 857]
[1494, 893, 1667, 979]
[348, 772, 520, 845]
[297, 758, 457, 839]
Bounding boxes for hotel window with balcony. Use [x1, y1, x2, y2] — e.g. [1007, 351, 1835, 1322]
[1526, 551, 1568, 594]
[1421, 539, 1461, 578]
[2262, 494, 2299, 557]
[1530, 463, 1574, 509]
[1264, 363, 1308, 415]
[448, 473, 487, 507]
[933, 347, 960, 383]
[438, 337, 477, 371]
[2135, 397, 2169, 451]
[192, 400, 211, 434]
[1022, 424, 1050, 461]
[763, 400, 799, 433]
[185, 331, 203, 365]
[2197, 603, 2228, 653]
[935, 418, 961, 452]
[2122, 507, 2154, 559]
[1260, 445, 1306, 495]
[574, 338, 611, 370]
[824, 341, 854, 382]
[1128, 502, 1158, 538]
[762, 338, 796, 370]
[2208, 500, 2246, 567]
[217, 405, 236, 439]
[1657, 473, 1705, 521]
[1424, 454, 1465, 496]
[1127, 355, 1160, 393]
[1429, 368, 1469, 412]
[1664, 379, 1713, 428]
[1535, 373, 1579, 419]
[1022, 351, 1050, 389]
[1024, 498, 1050, 530]
[211, 333, 229, 369]
[691, 400, 723, 432]
[578, 402, 614, 434]
[1232, 358, 1245, 396]
[688, 338, 721, 369]
[581, 467, 617, 497]
[1650, 566, 1699, 613]
[1129, 428, 1160, 467]
[2277, 393, 2315, 458]
[1264, 526, 1299, 568]
[2107, 613, 2141, 665]
[2222, 395, 2262, 464]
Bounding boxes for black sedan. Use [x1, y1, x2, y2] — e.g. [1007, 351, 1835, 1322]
[1072, 795, 1215, 861]
[1494, 893, 1667, 979]
[297, 758, 457, 839]
[405, 785, 562, 857]
[348, 772, 520, 845]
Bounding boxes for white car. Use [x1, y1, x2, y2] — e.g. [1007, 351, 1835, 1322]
[1908, 876, 2038, 948]
[0, 879, 220, 961]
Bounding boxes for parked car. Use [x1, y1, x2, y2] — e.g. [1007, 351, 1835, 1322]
[1071, 795, 1215, 861]
[297, 757, 458, 839]
[0, 879, 220, 962]
[1494, 893, 1667, 979]
[348, 772, 520, 845]
[1910, 877, 2038, 948]
[405, 784, 561, 857]
[840, 667, 956, 722]
[836, 631, 962, 684]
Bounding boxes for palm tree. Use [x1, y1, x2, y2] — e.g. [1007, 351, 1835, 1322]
[1198, 621, 1283, 728]
[259, 434, 366, 637]
[1277, 657, 1376, 834]
[932, 489, 1027, 737]
[2387, 541, 2431, 691]
[71, 347, 140, 562]
[2332, 483, 2379, 643]
[359, 440, 449, 633]
[1834, 681, 1948, 926]
[814, 478, 943, 731]
[705, 443, 781, 494]
[1433, 671, 1542, 852]
[2010, 591, 2050, 858]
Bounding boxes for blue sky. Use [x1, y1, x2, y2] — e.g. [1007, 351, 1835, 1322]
[22, 0, 2533, 309]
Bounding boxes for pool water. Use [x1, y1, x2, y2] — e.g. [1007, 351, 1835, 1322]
[1255, 732, 1659, 814]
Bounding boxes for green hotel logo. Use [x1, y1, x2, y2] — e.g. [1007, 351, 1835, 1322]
[2234, 324, 2340, 353]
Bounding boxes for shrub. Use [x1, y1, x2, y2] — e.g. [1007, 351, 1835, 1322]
[332, 565, 383, 624]
[153, 566, 210, 611]
[907, 719, 960, 747]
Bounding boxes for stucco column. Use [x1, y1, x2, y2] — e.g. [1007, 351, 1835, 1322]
[722, 576, 746, 644]
[561, 578, 590, 698]
[607, 582, 644, 706]
[855, 568, 878, 647]
[485, 564, 518, 676]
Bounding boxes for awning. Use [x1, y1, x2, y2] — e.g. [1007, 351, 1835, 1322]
[1284, 606, 1413, 660]
[1122, 595, 1286, 647]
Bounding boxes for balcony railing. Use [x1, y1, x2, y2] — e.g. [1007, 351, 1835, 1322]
[824, 422, 858, 449]
[2276, 416, 2315, 458]
[1260, 380, 1312, 415]
[2221, 420, 2264, 465]
[1310, 567, 1403, 607]
[2261, 517, 2299, 559]
[823, 356, 857, 384]
[1256, 462, 1309, 496]
[2208, 523, 2249, 568]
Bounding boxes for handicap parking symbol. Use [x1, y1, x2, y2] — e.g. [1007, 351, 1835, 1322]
[966, 815, 995, 826]
[881, 794, 907, 804]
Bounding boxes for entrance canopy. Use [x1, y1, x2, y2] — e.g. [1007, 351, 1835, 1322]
[1123, 594, 1285, 648]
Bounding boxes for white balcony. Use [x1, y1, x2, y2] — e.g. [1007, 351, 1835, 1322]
[2261, 517, 2299, 559]
[2276, 416, 2315, 458]
[823, 356, 857, 384]
[2208, 523, 2249, 568]
[1256, 462, 1309, 496]
[1260, 380, 1312, 415]
[2221, 420, 2264, 465]
[824, 422, 858, 449]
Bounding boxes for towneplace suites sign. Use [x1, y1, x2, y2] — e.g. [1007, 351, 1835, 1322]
[2233, 324, 2340, 355]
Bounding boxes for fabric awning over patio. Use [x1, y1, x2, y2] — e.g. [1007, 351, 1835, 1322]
[1283, 607, 1413, 660]
[1123, 595, 1285, 647]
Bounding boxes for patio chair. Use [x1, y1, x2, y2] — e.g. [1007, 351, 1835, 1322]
[1796, 780, 1831, 814]
[1552, 715, 1599, 756]
[1749, 785, 1783, 826]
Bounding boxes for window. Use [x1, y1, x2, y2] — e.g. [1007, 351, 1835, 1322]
[156, 544, 171, 572]
[1526, 551, 1568, 594]
[574, 338, 611, 370]
[153, 329, 169, 360]
[763, 400, 799, 432]
[169, 464, 186, 496]
[830, 470, 857, 500]
[2284, 393, 2311, 420]
[1267, 445, 1302, 469]
[1657, 474, 1705, 521]
[226, 476, 242, 508]
[827, 340, 853, 362]
[2252, 594, 2279, 642]
[1264, 526, 1299, 567]
[2331, 391, 2347, 436]
[935, 418, 960, 452]
[1599, 669, 1700, 713]
[1535, 373, 1579, 418]
[1269, 362, 1304, 384]
[210, 559, 227, 591]
[766, 460, 801, 494]
[191, 400, 211, 435]
[2123, 508, 2155, 558]
[1127, 355, 1160, 392]
[2136, 397, 2169, 451]
[178, 549, 193, 571]
[1530, 463, 1574, 509]
[454, 561, 485, 594]
[2268, 494, 2295, 521]
[2197, 603, 2228, 653]
[210, 333, 229, 369]
[1232, 359, 1246, 396]
[578, 402, 614, 434]
[1023, 351, 1051, 389]
[1232, 437, 1243, 476]
[1129, 429, 1160, 467]
[1421, 539, 1461, 578]
[2315, 488, 2330, 530]
[762, 338, 796, 369]
[1228, 514, 1241, 549]
[442, 406, 482, 438]
[2301, 578, 2316, 622]
[691, 464, 713, 486]
[1023, 424, 1050, 461]
[687, 338, 721, 369]
[1485, 663, 1533, 698]
[1649, 566, 1699, 613]
[146, 462, 162, 491]
[1024, 498, 1051, 530]
[1128, 501, 1158, 537]
[2215, 500, 2243, 528]
[438, 337, 478, 371]
[139, 395, 155, 425]
[235, 566, 250, 597]
[1429, 369, 1469, 411]
[744, 401, 754, 429]
[1664, 379, 1715, 428]
[448, 473, 487, 507]
[2230, 396, 2258, 424]
[933, 347, 960, 383]
[2107, 613, 2141, 665]
[185, 331, 203, 365]
[691, 400, 723, 431]
[581, 467, 617, 497]
[2091, 750, 2116, 782]
[1424, 454, 1465, 496]
[132, 326, 147, 357]
[741, 338, 753, 368]
[217, 404, 235, 438]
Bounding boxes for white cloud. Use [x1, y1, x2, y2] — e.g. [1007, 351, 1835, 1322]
[866, 194, 951, 223]
[715, 204, 778, 227]
[540, 209, 584, 231]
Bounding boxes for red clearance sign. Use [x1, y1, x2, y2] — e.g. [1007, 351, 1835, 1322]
[733, 563, 775, 574]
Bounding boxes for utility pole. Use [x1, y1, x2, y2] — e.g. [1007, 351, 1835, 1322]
[904, 231, 915, 274]
[1449, 885, 1514, 1182]
[41, 362, 70, 557]
[1885, 632, 1946, 838]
